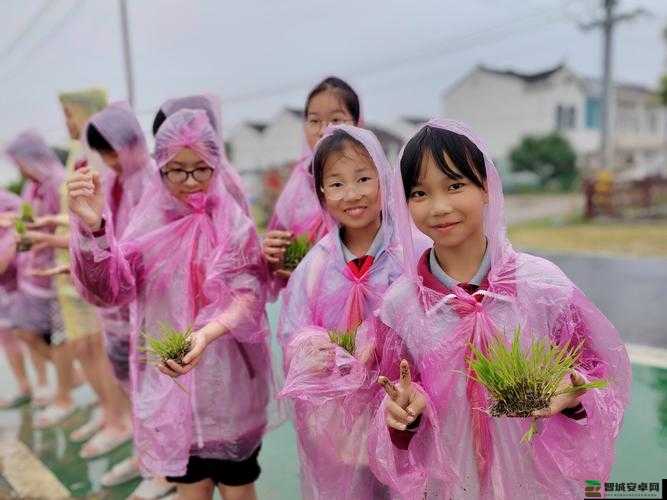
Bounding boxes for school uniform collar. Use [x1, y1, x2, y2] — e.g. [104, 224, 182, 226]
[428, 243, 491, 290]
[340, 225, 384, 264]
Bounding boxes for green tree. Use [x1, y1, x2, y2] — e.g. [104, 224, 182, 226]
[509, 133, 578, 190]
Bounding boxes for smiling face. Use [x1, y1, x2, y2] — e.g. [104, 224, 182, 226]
[304, 90, 355, 151]
[407, 151, 487, 251]
[160, 148, 214, 203]
[320, 141, 381, 232]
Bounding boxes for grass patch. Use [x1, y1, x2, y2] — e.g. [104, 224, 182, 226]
[508, 218, 667, 257]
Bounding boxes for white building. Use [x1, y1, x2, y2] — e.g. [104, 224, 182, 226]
[443, 63, 666, 173]
[227, 108, 404, 202]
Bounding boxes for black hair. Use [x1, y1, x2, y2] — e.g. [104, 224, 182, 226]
[311, 129, 372, 204]
[305, 77, 361, 125]
[86, 123, 114, 154]
[400, 126, 487, 199]
[152, 109, 167, 137]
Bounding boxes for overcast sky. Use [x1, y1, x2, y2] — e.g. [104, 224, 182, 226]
[1, 0, 666, 156]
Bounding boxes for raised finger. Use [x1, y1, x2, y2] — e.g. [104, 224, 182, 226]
[399, 359, 412, 390]
[378, 375, 399, 400]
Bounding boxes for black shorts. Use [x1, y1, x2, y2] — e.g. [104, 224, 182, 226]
[166, 446, 261, 486]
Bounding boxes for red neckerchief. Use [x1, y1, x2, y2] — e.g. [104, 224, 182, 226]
[346, 255, 374, 279]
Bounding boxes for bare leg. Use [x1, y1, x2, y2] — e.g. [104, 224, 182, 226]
[176, 479, 215, 500]
[218, 484, 257, 500]
[50, 342, 74, 407]
[1, 331, 30, 394]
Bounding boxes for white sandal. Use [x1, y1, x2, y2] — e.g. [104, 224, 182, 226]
[101, 456, 141, 487]
[129, 478, 175, 500]
[80, 426, 133, 459]
[33, 403, 77, 429]
[70, 407, 104, 443]
[32, 385, 52, 407]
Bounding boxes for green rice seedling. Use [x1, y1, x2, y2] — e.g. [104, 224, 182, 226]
[19, 203, 34, 223]
[467, 327, 607, 443]
[283, 234, 312, 271]
[14, 219, 31, 252]
[328, 328, 357, 356]
[143, 324, 192, 365]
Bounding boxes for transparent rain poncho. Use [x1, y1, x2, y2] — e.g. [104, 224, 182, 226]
[0, 189, 21, 334]
[277, 125, 429, 499]
[83, 102, 153, 386]
[69, 109, 273, 477]
[367, 119, 631, 499]
[5, 131, 63, 300]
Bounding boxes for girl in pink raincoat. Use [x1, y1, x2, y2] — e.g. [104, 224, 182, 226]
[79, 102, 154, 485]
[153, 93, 250, 216]
[0, 188, 48, 408]
[369, 120, 631, 499]
[262, 77, 362, 294]
[277, 124, 429, 499]
[67, 109, 272, 500]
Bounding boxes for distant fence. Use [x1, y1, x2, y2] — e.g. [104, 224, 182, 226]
[585, 173, 667, 219]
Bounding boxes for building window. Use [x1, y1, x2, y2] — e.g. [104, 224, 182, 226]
[555, 104, 577, 131]
[585, 97, 601, 129]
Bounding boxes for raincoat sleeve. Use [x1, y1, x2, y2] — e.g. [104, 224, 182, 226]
[69, 215, 140, 308]
[367, 316, 455, 499]
[194, 214, 268, 344]
[276, 249, 370, 403]
[275, 250, 319, 363]
[532, 286, 631, 482]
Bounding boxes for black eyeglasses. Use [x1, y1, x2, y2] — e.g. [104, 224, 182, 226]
[160, 167, 214, 184]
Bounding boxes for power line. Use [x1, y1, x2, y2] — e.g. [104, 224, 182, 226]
[0, 0, 58, 61]
[0, 0, 86, 83]
[131, 5, 571, 118]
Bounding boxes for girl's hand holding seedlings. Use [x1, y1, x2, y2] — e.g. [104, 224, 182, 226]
[531, 371, 587, 418]
[378, 359, 427, 431]
[158, 322, 227, 378]
[27, 213, 69, 229]
[66, 167, 105, 232]
[262, 230, 293, 278]
[303, 337, 336, 373]
[24, 230, 55, 251]
[27, 264, 70, 277]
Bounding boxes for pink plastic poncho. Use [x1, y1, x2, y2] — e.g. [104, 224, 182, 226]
[0, 189, 21, 337]
[277, 125, 430, 499]
[69, 109, 272, 477]
[5, 131, 63, 300]
[159, 94, 249, 215]
[83, 102, 153, 386]
[367, 119, 631, 499]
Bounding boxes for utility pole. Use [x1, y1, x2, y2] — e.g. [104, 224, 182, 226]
[119, 0, 135, 107]
[580, 1, 647, 170]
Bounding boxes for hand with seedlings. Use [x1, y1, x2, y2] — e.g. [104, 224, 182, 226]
[66, 166, 105, 232]
[27, 213, 70, 229]
[530, 371, 587, 418]
[262, 230, 293, 278]
[302, 336, 336, 374]
[378, 359, 427, 432]
[27, 264, 70, 277]
[157, 320, 229, 378]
